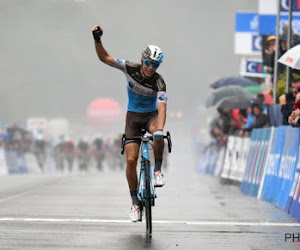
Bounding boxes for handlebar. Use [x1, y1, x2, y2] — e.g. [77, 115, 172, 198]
[121, 131, 172, 155]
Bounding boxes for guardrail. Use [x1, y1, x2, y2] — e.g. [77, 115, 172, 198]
[197, 126, 300, 222]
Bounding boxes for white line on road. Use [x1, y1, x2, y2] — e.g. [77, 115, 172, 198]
[0, 190, 36, 204]
[0, 218, 299, 227]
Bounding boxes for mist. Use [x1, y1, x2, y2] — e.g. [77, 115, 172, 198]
[0, 0, 257, 128]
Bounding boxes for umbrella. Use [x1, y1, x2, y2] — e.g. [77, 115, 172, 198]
[205, 85, 254, 107]
[278, 44, 300, 69]
[217, 95, 254, 110]
[210, 76, 258, 89]
[244, 85, 265, 95]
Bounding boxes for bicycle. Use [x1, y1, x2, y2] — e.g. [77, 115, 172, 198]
[121, 129, 172, 235]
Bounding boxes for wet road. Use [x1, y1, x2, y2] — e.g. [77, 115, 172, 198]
[0, 130, 299, 249]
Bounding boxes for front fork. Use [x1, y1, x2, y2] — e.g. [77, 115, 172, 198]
[137, 157, 156, 207]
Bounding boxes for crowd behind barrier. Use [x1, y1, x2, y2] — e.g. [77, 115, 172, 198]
[197, 126, 300, 222]
[0, 126, 170, 176]
[0, 127, 128, 175]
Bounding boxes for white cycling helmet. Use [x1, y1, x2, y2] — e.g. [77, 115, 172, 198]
[142, 45, 164, 63]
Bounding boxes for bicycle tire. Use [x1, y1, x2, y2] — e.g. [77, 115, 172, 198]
[144, 160, 152, 235]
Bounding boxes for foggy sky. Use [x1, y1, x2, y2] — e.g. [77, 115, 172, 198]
[0, 0, 257, 125]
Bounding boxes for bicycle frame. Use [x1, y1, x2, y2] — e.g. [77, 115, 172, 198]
[137, 137, 156, 207]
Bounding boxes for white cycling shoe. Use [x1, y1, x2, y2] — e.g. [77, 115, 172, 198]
[154, 170, 166, 187]
[130, 204, 141, 222]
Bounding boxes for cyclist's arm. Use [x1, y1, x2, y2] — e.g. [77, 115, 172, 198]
[94, 41, 115, 66]
[157, 102, 167, 131]
[156, 76, 167, 131]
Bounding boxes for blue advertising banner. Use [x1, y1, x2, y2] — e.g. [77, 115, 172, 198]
[260, 127, 285, 203]
[5, 150, 27, 174]
[286, 147, 300, 215]
[235, 12, 260, 55]
[240, 129, 260, 194]
[250, 128, 271, 197]
[289, 166, 300, 221]
[252, 35, 262, 52]
[294, 190, 300, 221]
[246, 59, 265, 74]
[280, 0, 300, 12]
[287, 131, 300, 221]
[259, 15, 300, 35]
[236, 13, 258, 32]
[275, 127, 299, 209]
[259, 0, 300, 14]
[206, 147, 218, 175]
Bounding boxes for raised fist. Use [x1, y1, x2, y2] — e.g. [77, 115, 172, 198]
[92, 25, 103, 42]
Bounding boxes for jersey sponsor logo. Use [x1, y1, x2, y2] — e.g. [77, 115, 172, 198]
[158, 94, 167, 101]
[129, 81, 134, 88]
[127, 81, 155, 96]
[133, 85, 155, 96]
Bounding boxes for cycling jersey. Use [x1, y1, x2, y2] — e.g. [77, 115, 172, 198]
[113, 58, 167, 113]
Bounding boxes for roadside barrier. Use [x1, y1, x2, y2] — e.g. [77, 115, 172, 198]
[241, 128, 271, 197]
[221, 136, 251, 182]
[206, 147, 218, 175]
[198, 126, 300, 222]
[0, 147, 8, 175]
[5, 150, 27, 174]
[287, 149, 300, 221]
[214, 146, 226, 176]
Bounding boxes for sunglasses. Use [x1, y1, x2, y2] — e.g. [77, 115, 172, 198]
[143, 59, 160, 68]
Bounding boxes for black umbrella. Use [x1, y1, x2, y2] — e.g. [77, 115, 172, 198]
[217, 95, 254, 110]
[206, 85, 254, 107]
[210, 77, 258, 89]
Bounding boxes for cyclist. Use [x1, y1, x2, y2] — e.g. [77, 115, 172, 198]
[91, 25, 168, 222]
[91, 135, 105, 171]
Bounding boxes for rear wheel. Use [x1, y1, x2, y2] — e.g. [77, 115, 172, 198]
[144, 160, 152, 235]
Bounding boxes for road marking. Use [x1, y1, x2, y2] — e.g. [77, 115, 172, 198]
[0, 178, 63, 204]
[0, 218, 299, 227]
[0, 190, 36, 204]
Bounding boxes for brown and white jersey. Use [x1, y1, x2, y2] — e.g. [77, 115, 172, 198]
[113, 58, 167, 113]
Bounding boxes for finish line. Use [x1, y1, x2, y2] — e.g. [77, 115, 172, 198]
[0, 218, 299, 227]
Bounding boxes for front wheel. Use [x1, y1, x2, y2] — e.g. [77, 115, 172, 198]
[144, 160, 152, 235]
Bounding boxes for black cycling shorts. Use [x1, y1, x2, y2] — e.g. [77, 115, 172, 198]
[125, 110, 158, 145]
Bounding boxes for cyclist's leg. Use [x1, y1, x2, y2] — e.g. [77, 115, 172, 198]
[125, 111, 142, 205]
[148, 119, 164, 171]
[125, 142, 140, 199]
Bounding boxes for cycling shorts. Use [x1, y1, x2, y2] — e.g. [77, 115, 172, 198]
[125, 110, 158, 145]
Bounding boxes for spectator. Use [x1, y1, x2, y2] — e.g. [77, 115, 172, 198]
[241, 100, 269, 136]
[270, 33, 288, 80]
[280, 92, 295, 125]
[256, 93, 270, 114]
[245, 94, 268, 130]
[291, 78, 300, 97]
[264, 35, 276, 73]
[229, 109, 247, 135]
[215, 107, 231, 135]
[282, 24, 300, 46]
[294, 91, 300, 110]
[288, 109, 300, 127]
